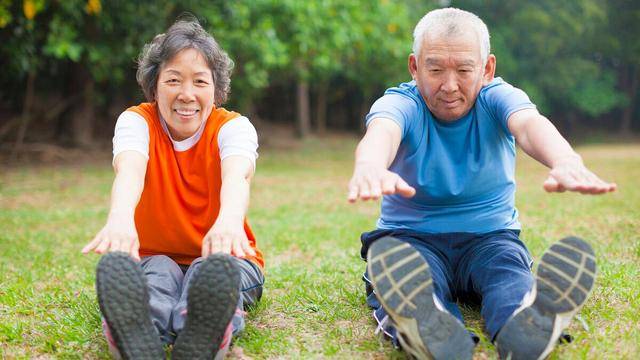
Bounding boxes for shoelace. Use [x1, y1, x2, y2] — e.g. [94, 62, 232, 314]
[375, 314, 390, 335]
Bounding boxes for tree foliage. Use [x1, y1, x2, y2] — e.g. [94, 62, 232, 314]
[0, 0, 638, 148]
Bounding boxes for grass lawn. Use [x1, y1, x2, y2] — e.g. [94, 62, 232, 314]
[1, 136, 638, 359]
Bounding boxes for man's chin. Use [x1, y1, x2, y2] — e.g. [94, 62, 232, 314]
[433, 112, 463, 122]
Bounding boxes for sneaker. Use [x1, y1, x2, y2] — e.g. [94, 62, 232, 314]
[96, 252, 164, 360]
[172, 253, 240, 360]
[495, 236, 597, 360]
[367, 236, 474, 360]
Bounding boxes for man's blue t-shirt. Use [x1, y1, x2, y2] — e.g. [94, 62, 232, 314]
[365, 77, 535, 234]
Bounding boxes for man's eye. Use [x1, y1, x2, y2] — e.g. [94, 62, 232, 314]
[166, 79, 179, 83]
[196, 79, 209, 84]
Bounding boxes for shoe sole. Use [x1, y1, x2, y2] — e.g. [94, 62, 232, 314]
[172, 254, 240, 360]
[367, 237, 474, 360]
[496, 236, 597, 360]
[96, 252, 164, 360]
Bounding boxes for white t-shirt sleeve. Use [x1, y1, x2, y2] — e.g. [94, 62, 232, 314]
[217, 116, 259, 169]
[112, 111, 150, 162]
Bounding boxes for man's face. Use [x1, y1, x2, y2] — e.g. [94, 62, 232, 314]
[409, 30, 495, 122]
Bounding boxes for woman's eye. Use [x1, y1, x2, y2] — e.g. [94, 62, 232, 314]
[166, 78, 179, 83]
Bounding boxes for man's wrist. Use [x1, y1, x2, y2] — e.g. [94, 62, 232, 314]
[551, 153, 583, 168]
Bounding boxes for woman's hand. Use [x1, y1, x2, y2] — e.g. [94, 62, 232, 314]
[82, 213, 140, 261]
[202, 216, 256, 258]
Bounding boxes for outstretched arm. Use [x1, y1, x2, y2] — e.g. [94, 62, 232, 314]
[508, 109, 616, 194]
[348, 118, 416, 202]
[202, 155, 256, 258]
[82, 151, 148, 260]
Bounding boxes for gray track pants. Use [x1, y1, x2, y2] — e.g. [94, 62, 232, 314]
[140, 255, 264, 345]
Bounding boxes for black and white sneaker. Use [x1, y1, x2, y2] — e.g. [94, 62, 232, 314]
[367, 236, 475, 360]
[495, 236, 597, 360]
[96, 252, 164, 360]
[172, 253, 240, 360]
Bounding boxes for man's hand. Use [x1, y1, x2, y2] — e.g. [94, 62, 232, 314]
[543, 157, 616, 194]
[202, 216, 256, 258]
[348, 162, 416, 202]
[82, 213, 140, 261]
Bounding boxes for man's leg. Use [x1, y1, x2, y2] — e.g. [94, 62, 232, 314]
[364, 232, 474, 360]
[456, 230, 534, 341]
[96, 252, 165, 359]
[172, 254, 263, 360]
[494, 236, 597, 360]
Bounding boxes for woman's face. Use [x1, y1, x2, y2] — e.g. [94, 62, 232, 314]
[156, 48, 215, 141]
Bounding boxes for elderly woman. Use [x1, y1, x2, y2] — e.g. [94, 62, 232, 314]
[82, 19, 264, 359]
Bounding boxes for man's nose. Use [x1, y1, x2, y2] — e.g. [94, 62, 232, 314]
[441, 72, 459, 93]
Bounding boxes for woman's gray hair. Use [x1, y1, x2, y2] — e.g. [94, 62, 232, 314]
[412, 8, 491, 65]
[136, 18, 234, 106]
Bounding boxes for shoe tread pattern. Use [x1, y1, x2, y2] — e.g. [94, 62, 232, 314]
[96, 252, 164, 360]
[172, 254, 240, 360]
[496, 236, 597, 360]
[367, 237, 474, 360]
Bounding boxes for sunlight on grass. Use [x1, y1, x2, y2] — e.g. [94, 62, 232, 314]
[1, 139, 638, 359]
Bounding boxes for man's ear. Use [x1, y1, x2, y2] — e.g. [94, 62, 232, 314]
[483, 54, 496, 85]
[408, 54, 418, 81]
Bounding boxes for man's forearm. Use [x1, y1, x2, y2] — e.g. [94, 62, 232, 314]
[355, 120, 401, 169]
[517, 114, 580, 168]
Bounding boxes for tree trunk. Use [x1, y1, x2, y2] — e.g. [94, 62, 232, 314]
[565, 111, 578, 137]
[10, 70, 36, 162]
[296, 80, 311, 138]
[315, 82, 328, 135]
[72, 66, 95, 148]
[620, 64, 638, 135]
[359, 98, 371, 133]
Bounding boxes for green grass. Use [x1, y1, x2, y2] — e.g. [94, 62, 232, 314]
[1, 136, 638, 359]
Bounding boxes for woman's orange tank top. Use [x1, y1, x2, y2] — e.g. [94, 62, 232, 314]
[127, 102, 264, 268]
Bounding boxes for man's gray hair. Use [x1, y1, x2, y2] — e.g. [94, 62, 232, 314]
[136, 17, 234, 106]
[412, 8, 491, 65]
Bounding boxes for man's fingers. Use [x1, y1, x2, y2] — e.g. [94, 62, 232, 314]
[543, 176, 558, 192]
[347, 181, 359, 202]
[367, 177, 383, 200]
[381, 175, 397, 195]
[358, 179, 372, 200]
[396, 178, 416, 198]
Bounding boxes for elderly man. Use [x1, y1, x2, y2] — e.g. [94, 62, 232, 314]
[348, 7, 615, 360]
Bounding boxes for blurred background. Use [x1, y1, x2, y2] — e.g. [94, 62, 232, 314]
[0, 0, 638, 161]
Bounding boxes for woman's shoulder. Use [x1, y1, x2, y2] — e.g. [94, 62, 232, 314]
[125, 102, 157, 122]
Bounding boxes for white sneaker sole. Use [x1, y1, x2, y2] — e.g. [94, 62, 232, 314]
[367, 237, 474, 360]
[496, 236, 597, 360]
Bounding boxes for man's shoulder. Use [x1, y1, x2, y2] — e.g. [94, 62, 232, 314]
[378, 80, 426, 115]
[384, 80, 422, 100]
[479, 77, 509, 98]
